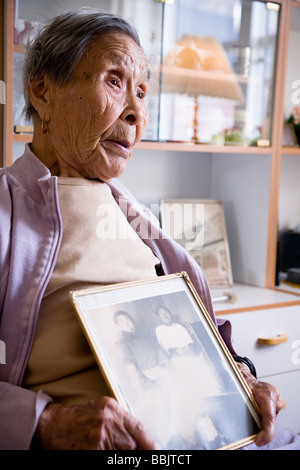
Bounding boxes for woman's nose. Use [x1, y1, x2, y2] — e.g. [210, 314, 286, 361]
[121, 94, 146, 125]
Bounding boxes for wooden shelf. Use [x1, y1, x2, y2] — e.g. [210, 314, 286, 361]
[14, 44, 26, 54]
[137, 140, 272, 154]
[13, 133, 32, 142]
[281, 146, 300, 154]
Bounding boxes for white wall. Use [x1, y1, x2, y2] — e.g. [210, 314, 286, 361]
[210, 152, 271, 286]
[119, 149, 212, 216]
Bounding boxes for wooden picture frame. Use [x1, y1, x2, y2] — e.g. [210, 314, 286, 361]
[70, 272, 261, 450]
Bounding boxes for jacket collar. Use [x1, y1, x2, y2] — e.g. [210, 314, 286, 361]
[6, 144, 56, 206]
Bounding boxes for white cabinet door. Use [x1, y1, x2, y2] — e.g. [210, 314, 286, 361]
[222, 305, 300, 378]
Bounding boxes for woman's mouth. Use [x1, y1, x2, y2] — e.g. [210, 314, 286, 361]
[103, 139, 133, 157]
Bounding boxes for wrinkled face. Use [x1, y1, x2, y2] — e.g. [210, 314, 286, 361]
[47, 33, 149, 181]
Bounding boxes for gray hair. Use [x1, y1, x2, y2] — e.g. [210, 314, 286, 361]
[23, 8, 141, 120]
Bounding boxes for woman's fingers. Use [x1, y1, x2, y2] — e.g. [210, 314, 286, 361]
[34, 396, 158, 450]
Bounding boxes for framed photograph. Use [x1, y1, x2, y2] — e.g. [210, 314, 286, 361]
[160, 199, 233, 288]
[282, 124, 298, 147]
[70, 272, 261, 450]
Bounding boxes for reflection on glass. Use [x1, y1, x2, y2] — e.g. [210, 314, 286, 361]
[158, 0, 280, 146]
[13, 53, 33, 131]
[16, 0, 163, 139]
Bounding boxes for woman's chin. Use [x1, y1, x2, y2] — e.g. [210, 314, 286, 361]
[80, 148, 128, 181]
[91, 161, 128, 182]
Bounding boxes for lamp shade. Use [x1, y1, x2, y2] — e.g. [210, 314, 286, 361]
[163, 36, 244, 102]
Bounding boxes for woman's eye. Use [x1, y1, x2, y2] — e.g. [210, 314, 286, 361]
[109, 77, 121, 87]
[137, 90, 146, 99]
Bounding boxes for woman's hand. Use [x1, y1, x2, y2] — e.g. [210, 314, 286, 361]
[34, 396, 159, 450]
[236, 362, 281, 447]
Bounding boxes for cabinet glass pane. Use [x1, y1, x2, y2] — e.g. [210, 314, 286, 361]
[13, 53, 32, 131]
[277, 5, 300, 291]
[15, 0, 163, 140]
[159, 0, 280, 146]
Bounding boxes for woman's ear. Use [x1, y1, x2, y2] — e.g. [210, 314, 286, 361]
[26, 74, 52, 121]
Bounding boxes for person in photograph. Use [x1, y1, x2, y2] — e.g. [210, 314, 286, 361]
[155, 305, 224, 446]
[113, 310, 168, 389]
[155, 305, 200, 358]
[113, 309, 177, 449]
[0, 8, 299, 450]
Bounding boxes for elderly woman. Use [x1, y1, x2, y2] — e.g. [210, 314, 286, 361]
[0, 9, 299, 451]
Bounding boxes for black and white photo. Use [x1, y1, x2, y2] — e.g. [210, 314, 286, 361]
[70, 273, 260, 450]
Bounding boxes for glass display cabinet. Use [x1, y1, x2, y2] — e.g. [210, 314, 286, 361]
[6, 0, 280, 150]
